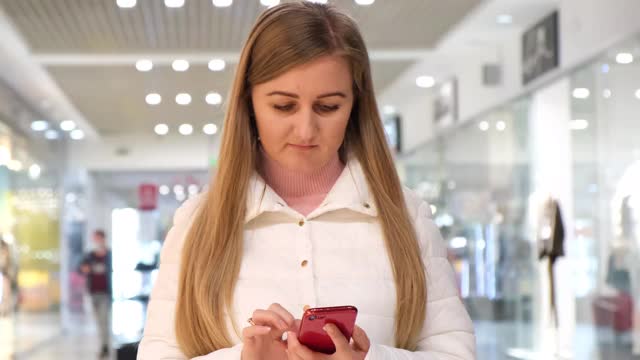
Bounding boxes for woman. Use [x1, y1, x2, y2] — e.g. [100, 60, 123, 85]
[138, 2, 475, 360]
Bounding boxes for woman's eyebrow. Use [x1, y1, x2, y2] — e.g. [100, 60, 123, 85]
[266, 91, 347, 99]
[267, 91, 298, 98]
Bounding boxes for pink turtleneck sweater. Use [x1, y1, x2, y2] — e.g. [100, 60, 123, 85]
[260, 151, 345, 216]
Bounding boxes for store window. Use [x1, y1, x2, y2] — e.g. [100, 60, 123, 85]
[570, 35, 640, 358]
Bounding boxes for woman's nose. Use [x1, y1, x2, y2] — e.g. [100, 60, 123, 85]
[293, 108, 319, 142]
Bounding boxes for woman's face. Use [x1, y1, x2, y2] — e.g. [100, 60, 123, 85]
[251, 55, 354, 173]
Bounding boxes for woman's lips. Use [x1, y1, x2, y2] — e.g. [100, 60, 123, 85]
[289, 144, 317, 150]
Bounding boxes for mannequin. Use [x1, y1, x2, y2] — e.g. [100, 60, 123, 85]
[537, 196, 565, 328]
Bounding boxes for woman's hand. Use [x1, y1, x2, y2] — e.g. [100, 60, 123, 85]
[286, 324, 370, 360]
[241, 303, 297, 360]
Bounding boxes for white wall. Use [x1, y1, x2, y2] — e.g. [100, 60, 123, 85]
[383, 0, 640, 154]
[560, 0, 640, 69]
[68, 133, 220, 172]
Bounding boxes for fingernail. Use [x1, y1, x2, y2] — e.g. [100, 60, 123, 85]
[322, 325, 328, 332]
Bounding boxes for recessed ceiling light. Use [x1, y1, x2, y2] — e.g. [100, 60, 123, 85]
[478, 121, 490, 131]
[572, 88, 590, 99]
[416, 76, 435, 88]
[60, 120, 76, 131]
[208, 59, 226, 71]
[164, 0, 185, 7]
[172, 59, 190, 72]
[176, 93, 192, 105]
[355, 0, 375, 5]
[603, 89, 612, 98]
[65, 193, 77, 203]
[31, 120, 48, 132]
[136, 59, 153, 72]
[173, 184, 184, 194]
[8, 160, 23, 172]
[179, 124, 194, 135]
[146, 93, 162, 105]
[188, 184, 199, 195]
[496, 14, 513, 25]
[154, 124, 169, 135]
[212, 0, 232, 7]
[450, 237, 467, 249]
[570, 119, 589, 130]
[205, 92, 223, 105]
[616, 52, 633, 64]
[70, 129, 85, 140]
[117, 0, 136, 8]
[260, 0, 280, 7]
[45, 130, 59, 140]
[203, 123, 218, 135]
[159, 185, 170, 195]
[28, 164, 41, 180]
[635, 89, 640, 99]
[496, 121, 506, 131]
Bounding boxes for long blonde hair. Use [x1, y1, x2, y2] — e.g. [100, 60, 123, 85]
[176, 2, 426, 357]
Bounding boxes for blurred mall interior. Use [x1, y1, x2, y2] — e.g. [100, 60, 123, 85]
[0, 0, 639, 359]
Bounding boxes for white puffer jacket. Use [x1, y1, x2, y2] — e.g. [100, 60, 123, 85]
[138, 158, 476, 359]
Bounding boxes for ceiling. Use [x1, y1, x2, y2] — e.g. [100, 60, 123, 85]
[0, 0, 481, 136]
[2, 0, 481, 52]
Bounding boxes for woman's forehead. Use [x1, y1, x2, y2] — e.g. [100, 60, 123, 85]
[254, 55, 353, 96]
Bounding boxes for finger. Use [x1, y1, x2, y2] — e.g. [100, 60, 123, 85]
[351, 325, 370, 352]
[286, 349, 305, 360]
[323, 323, 350, 353]
[267, 303, 296, 328]
[252, 309, 290, 331]
[287, 331, 316, 360]
[242, 325, 272, 339]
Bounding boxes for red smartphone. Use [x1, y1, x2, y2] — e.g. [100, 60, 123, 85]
[297, 305, 358, 354]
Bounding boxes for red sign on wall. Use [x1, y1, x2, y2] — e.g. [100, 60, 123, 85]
[139, 183, 158, 211]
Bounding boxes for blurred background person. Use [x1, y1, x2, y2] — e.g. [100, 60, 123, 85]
[80, 229, 113, 358]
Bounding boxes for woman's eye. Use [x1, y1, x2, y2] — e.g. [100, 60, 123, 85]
[273, 104, 295, 112]
[316, 104, 340, 113]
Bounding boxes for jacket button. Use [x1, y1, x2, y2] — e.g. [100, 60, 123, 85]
[301, 260, 308, 267]
[298, 220, 305, 227]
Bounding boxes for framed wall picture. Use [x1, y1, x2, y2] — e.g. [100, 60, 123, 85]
[383, 114, 402, 154]
[433, 78, 457, 129]
[522, 11, 559, 85]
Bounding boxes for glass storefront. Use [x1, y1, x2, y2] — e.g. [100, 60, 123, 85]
[0, 118, 66, 356]
[398, 31, 640, 360]
[568, 34, 640, 358]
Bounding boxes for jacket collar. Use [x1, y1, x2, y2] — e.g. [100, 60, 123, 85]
[245, 155, 378, 223]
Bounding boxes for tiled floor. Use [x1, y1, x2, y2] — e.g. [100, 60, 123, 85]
[4, 312, 640, 359]
[1, 311, 113, 360]
[15, 332, 113, 360]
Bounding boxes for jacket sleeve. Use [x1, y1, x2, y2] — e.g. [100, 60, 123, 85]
[137, 195, 244, 360]
[365, 201, 477, 360]
[77, 253, 91, 273]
